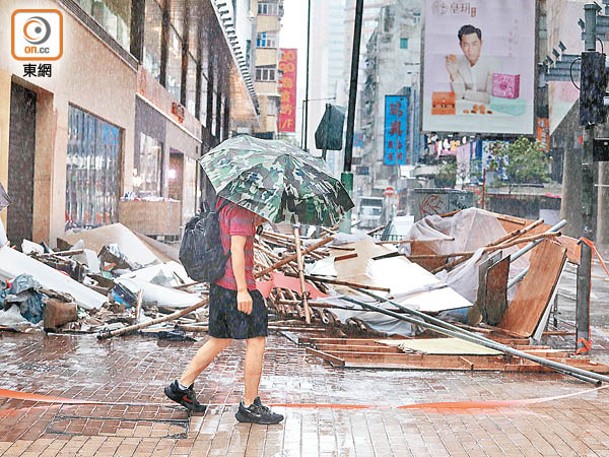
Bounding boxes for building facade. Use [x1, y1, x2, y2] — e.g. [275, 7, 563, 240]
[252, 0, 283, 138]
[356, 0, 423, 200]
[0, 0, 258, 248]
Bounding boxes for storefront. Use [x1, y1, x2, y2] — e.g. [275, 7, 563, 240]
[0, 0, 137, 247]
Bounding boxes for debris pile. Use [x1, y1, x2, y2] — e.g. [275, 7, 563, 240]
[1, 205, 608, 383]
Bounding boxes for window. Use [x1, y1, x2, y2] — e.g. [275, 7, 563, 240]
[258, 2, 279, 15]
[66, 105, 120, 229]
[256, 32, 277, 48]
[166, 26, 183, 102]
[135, 133, 163, 197]
[143, 0, 162, 81]
[186, 55, 197, 116]
[255, 65, 276, 81]
[199, 73, 208, 126]
[76, 0, 131, 49]
[400, 38, 409, 49]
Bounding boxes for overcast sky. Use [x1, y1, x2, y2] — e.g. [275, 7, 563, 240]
[280, 0, 309, 139]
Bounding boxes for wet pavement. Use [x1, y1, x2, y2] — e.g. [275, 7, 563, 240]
[1, 325, 609, 456]
[1, 257, 609, 456]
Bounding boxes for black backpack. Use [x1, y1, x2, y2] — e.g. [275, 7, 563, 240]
[179, 199, 231, 283]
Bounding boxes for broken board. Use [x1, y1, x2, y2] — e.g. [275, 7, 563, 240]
[498, 239, 567, 337]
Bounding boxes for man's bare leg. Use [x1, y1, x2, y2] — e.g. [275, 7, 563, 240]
[180, 337, 232, 386]
[244, 336, 266, 405]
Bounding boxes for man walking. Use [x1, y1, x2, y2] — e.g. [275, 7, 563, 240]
[165, 197, 284, 425]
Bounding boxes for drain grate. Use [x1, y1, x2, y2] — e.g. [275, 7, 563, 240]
[46, 404, 190, 439]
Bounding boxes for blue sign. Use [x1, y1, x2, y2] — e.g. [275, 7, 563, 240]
[384, 95, 408, 165]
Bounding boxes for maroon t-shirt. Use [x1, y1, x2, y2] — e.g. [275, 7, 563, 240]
[215, 199, 257, 291]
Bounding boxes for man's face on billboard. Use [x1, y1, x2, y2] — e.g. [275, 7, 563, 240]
[460, 32, 482, 66]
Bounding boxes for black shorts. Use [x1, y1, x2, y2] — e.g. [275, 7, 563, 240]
[208, 284, 268, 339]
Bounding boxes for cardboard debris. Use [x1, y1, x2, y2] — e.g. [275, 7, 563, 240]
[378, 337, 501, 355]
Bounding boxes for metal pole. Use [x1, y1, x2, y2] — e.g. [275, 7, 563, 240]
[304, 0, 312, 152]
[576, 241, 592, 352]
[583, 3, 600, 239]
[300, 99, 306, 149]
[509, 219, 567, 262]
[344, 291, 607, 385]
[339, 0, 364, 233]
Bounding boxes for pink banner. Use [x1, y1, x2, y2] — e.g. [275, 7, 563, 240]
[278, 49, 297, 133]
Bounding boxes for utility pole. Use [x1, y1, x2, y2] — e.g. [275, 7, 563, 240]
[304, 0, 311, 152]
[581, 3, 601, 240]
[339, 0, 364, 234]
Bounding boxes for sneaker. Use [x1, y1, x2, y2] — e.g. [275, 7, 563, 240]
[164, 380, 207, 413]
[235, 396, 284, 424]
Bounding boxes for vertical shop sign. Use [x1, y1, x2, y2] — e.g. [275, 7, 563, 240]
[384, 95, 408, 165]
[278, 48, 297, 133]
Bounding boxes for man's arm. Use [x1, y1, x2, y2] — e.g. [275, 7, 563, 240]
[231, 235, 253, 315]
[463, 88, 490, 104]
[450, 72, 466, 101]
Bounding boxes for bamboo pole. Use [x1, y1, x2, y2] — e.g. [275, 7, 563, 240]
[486, 218, 544, 248]
[345, 288, 607, 385]
[97, 298, 209, 339]
[255, 235, 334, 277]
[418, 232, 560, 264]
[366, 225, 386, 236]
[283, 271, 390, 292]
[293, 224, 312, 324]
[431, 224, 560, 274]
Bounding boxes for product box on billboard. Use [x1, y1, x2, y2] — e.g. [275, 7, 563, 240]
[431, 91, 456, 115]
[492, 73, 521, 99]
[489, 96, 526, 117]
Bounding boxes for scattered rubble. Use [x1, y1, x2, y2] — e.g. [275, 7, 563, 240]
[0, 209, 608, 383]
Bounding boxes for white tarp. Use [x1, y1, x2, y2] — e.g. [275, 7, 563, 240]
[114, 277, 201, 309]
[0, 245, 105, 310]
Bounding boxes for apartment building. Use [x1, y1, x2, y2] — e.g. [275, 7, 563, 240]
[252, 0, 283, 138]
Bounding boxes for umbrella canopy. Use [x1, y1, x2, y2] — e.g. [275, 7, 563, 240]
[199, 135, 354, 226]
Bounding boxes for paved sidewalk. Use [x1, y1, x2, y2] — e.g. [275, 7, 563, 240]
[1, 331, 609, 456]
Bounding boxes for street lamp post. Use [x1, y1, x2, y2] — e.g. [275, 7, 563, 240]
[340, 0, 364, 233]
[304, 0, 312, 151]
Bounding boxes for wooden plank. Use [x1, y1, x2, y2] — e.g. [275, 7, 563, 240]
[305, 347, 345, 367]
[306, 347, 609, 374]
[314, 344, 403, 353]
[482, 255, 510, 325]
[409, 241, 447, 271]
[335, 353, 509, 370]
[308, 338, 397, 345]
[498, 240, 567, 337]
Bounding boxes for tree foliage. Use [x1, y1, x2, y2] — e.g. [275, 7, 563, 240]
[487, 138, 549, 184]
[434, 160, 457, 188]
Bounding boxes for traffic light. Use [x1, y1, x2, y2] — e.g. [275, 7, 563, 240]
[579, 51, 607, 126]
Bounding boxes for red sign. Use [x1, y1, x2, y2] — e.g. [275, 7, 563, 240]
[384, 186, 396, 197]
[536, 117, 550, 152]
[278, 48, 297, 133]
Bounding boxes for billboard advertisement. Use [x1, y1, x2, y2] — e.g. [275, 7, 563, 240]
[384, 95, 408, 165]
[422, 0, 536, 135]
[278, 48, 297, 133]
[546, 1, 585, 133]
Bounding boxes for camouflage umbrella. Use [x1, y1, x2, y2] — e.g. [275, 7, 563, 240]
[199, 135, 354, 226]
